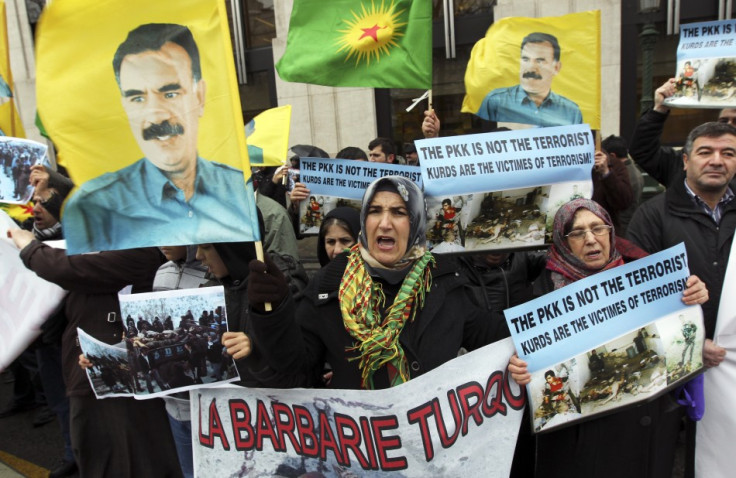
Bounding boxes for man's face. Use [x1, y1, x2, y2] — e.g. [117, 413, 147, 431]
[369, 146, 391, 163]
[119, 42, 205, 174]
[519, 41, 560, 97]
[32, 193, 58, 230]
[683, 134, 736, 195]
[718, 109, 736, 127]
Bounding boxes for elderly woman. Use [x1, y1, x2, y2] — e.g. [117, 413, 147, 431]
[247, 176, 508, 390]
[509, 198, 708, 478]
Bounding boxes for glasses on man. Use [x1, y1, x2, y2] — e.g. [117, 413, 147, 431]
[565, 224, 612, 241]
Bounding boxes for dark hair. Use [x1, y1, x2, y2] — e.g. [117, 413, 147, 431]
[521, 32, 560, 62]
[544, 370, 555, 379]
[601, 135, 628, 158]
[442, 198, 451, 206]
[113, 23, 201, 88]
[368, 137, 395, 156]
[683, 122, 736, 156]
[336, 146, 368, 161]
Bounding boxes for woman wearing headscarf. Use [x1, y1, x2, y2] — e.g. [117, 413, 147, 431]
[509, 198, 708, 478]
[247, 176, 508, 390]
[316, 206, 360, 266]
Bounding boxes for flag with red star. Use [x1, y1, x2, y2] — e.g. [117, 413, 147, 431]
[276, 0, 431, 89]
[0, 201, 33, 224]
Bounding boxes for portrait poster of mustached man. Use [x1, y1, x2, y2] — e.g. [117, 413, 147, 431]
[462, 11, 601, 129]
[36, 0, 260, 254]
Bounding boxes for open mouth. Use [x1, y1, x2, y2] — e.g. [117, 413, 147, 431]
[376, 236, 396, 250]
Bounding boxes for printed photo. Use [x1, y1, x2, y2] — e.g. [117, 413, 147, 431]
[79, 286, 239, 399]
[0, 138, 49, 204]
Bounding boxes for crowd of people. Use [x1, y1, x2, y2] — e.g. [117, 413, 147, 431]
[1, 72, 735, 478]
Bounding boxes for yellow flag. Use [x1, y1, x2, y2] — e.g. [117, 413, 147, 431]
[36, 0, 261, 254]
[245, 105, 292, 167]
[0, 0, 25, 137]
[462, 11, 600, 130]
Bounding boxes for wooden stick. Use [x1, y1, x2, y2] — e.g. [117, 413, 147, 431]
[428, 89, 433, 111]
[254, 241, 272, 312]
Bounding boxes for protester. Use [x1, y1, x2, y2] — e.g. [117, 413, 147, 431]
[509, 198, 708, 478]
[316, 207, 360, 266]
[152, 245, 208, 478]
[629, 77, 736, 188]
[8, 228, 181, 477]
[591, 148, 633, 230]
[196, 241, 307, 387]
[246, 176, 509, 390]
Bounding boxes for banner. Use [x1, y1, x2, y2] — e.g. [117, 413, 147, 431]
[77, 287, 239, 399]
[276, 0, 431, 89]
[696, 232, 736, 476]
[0, 210, 67, 371]
[297, 158, 421, 235]
[462, 11, 600, 129]
[0, 137, 49, 204]
[36, 0, 260, 254]
[504, 244, 705, 433]
[245, 105, 292, 167]
[416, 125, 594, 253]
[664, 19, 736, 108]
[192, 338, 524, 477]
[0, 0, 25, 138]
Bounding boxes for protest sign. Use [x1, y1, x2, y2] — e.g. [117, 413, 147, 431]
[416, 125, 594, 253]
[462, 11, 600, 129]
[696, 232, 736, 476]
[504, 244, 704, 433]
[297, 158, 421, 235]
[0, 138, 49, 204]
[664, 19, 736, 108]
[192, 337, 523, 477]
[77, 286, 238, 399]
[0, 210, 67, 371]
[37, 0, 260, 254]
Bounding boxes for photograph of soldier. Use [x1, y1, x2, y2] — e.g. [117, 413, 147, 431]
[577, 325, 667, 416]
[0, 138, 48, 204]
[655, 309, 705, 383]
[79, 287, 238, 398]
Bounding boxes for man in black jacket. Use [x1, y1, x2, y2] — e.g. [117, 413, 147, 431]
[628, 121, 736, 364]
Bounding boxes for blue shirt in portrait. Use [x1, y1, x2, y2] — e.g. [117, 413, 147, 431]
[476, 84, 583, 127]
[62, 157, 258, 254]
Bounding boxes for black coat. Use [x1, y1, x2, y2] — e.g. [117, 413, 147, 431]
[627, 178, 736, 338]
[252, 253, 509, 390]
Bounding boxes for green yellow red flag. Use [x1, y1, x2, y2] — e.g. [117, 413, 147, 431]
[462, 11, 601, 129]
[245, 105, 292, 167]
[276, 0, 432, 89]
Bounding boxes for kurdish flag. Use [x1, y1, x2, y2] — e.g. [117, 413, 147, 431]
[245, 105, 291, 167]
[276, 0, 431, 89]
[0, 0, 24, 137]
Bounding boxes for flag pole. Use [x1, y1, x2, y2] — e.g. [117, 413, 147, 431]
[254, 241, 273, 312]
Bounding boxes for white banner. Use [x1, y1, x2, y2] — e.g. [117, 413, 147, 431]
[192, 338, 524, 477]
[0, 210, 67, 370]
[696, 233, 736, 476]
